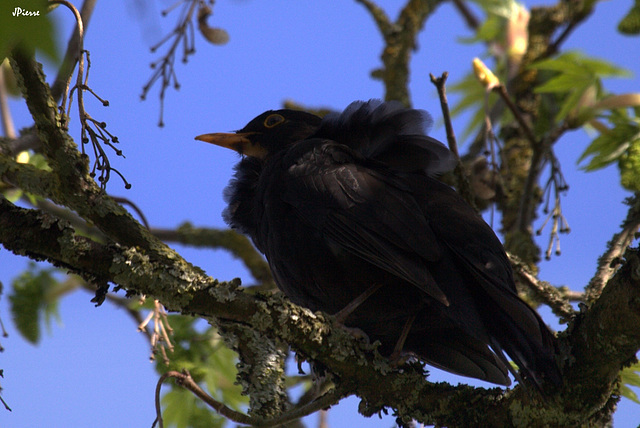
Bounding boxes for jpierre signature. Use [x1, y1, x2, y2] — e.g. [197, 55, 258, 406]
[12, 7, 41, 17]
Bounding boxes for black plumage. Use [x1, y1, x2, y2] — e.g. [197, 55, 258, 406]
[196, 100, 561, 389]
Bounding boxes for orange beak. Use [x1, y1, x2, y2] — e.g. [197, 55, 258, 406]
[195, 132, 267, 159]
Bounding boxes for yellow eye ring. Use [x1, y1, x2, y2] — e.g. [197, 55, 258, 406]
[264, 114, 285, 128]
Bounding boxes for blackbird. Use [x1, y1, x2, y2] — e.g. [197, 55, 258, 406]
[196, 100, 561, 389]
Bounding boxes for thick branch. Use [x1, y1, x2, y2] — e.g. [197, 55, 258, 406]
[8, 50, 189, 265]
[357, 0, 445, 105]
[560, 249, 640, 421]
[9, 49, 88, 190]
[3, 195, 640, 426]
[0, 196, 507, 425]
[152, 224, 273, 284]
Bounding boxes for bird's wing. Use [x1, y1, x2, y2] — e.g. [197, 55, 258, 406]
[281, 141, 449, 305]
[413, 178, 561, 387]
[415, 177, 548, 341]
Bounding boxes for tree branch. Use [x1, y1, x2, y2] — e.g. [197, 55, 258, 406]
[356, 0, 445, 105]
[3, 193, 640, 426]
[585, 194, 640, 303]
[152, 224, 273, 284]
[509, 253, 579, 322]
[430, 72, 476, 207]
[8, 50, 186, 263]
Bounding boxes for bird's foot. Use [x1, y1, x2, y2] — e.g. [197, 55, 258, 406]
[334, 283, 384, 324]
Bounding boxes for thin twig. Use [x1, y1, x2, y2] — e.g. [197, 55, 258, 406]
[141, 0, 200, 127]
[138, 300, 174, 365]
[3, 132, 40, 155]
[0, 64, 16, 139]
[585, 194, 640, 303]
[50, 1, 126, 189]
[451, 0, 480, 30]
[429, 72, 476, 207]
[546, 19, 580, 57]
[0, 394, 11, 412]
[508, 253, 580, 322]
[111, 196, 150, 229]
[153, 370, 345, 427]
[152, 225, 274, 285]
[535, 150, 570, 260]
[50, 0, 85, 122]
[51, 0, 98, 101]
[429, 72, 458, 159]
[492, 84, 537, 146]
[33, 197, 108, 242]
[80, 283, 152, 340]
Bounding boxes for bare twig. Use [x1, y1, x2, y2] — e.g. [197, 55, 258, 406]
[50, 1, 126, 190]
[0, 64, 16, 139]
[429, 72, 458, 159]
[0, 131, 40, 156]
[545, 6, 594, 59]
[141, 0, 200, 127]
[111, 196, 150, 229]
[0, 393, 11, 412]
[138, 299, 174, 365]
[318, 409, 328, 428]
[33, 197, 108, 241]
[451, 0, 480, 30]
[535, 150, 570, 260]
[51, 0, 84, 126]
[492, 84, 536, 146]
[51, 0, 98, 101]
[79, 282, 152, 340]
[585, 194, 640, 303]
[429, 72, 476, 207]
[509, 253, 581, 322]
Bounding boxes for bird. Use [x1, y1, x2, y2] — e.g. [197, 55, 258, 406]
[196, 99, 561, 389]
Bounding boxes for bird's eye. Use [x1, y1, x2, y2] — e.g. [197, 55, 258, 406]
[264, 114, 285, 128]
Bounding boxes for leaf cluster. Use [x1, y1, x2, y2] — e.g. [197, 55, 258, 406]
[8, 263, 61, 344]
[158, 316, 247, 428]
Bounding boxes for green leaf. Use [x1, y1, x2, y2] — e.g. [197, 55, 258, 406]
[153, 315, 247, 417]
[535, 75, 590, 94]
[449, 71, 501, 141]
[532, 52, 630, 79]
[531, 52, 631, 122]
[459, 14, 504, 44]
[618, 1, 640, 35]
[206, 343, 246, 411]
[161, 387, 226, 428]
[8, 263, 60, 344]
[620, 362, 640, 404]
[0, 0, 59, 63]
[578, 108, 640, 192]
[580, 134, 630, 171]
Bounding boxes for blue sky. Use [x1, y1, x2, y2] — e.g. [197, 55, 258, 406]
[1, 0, 639, 427]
